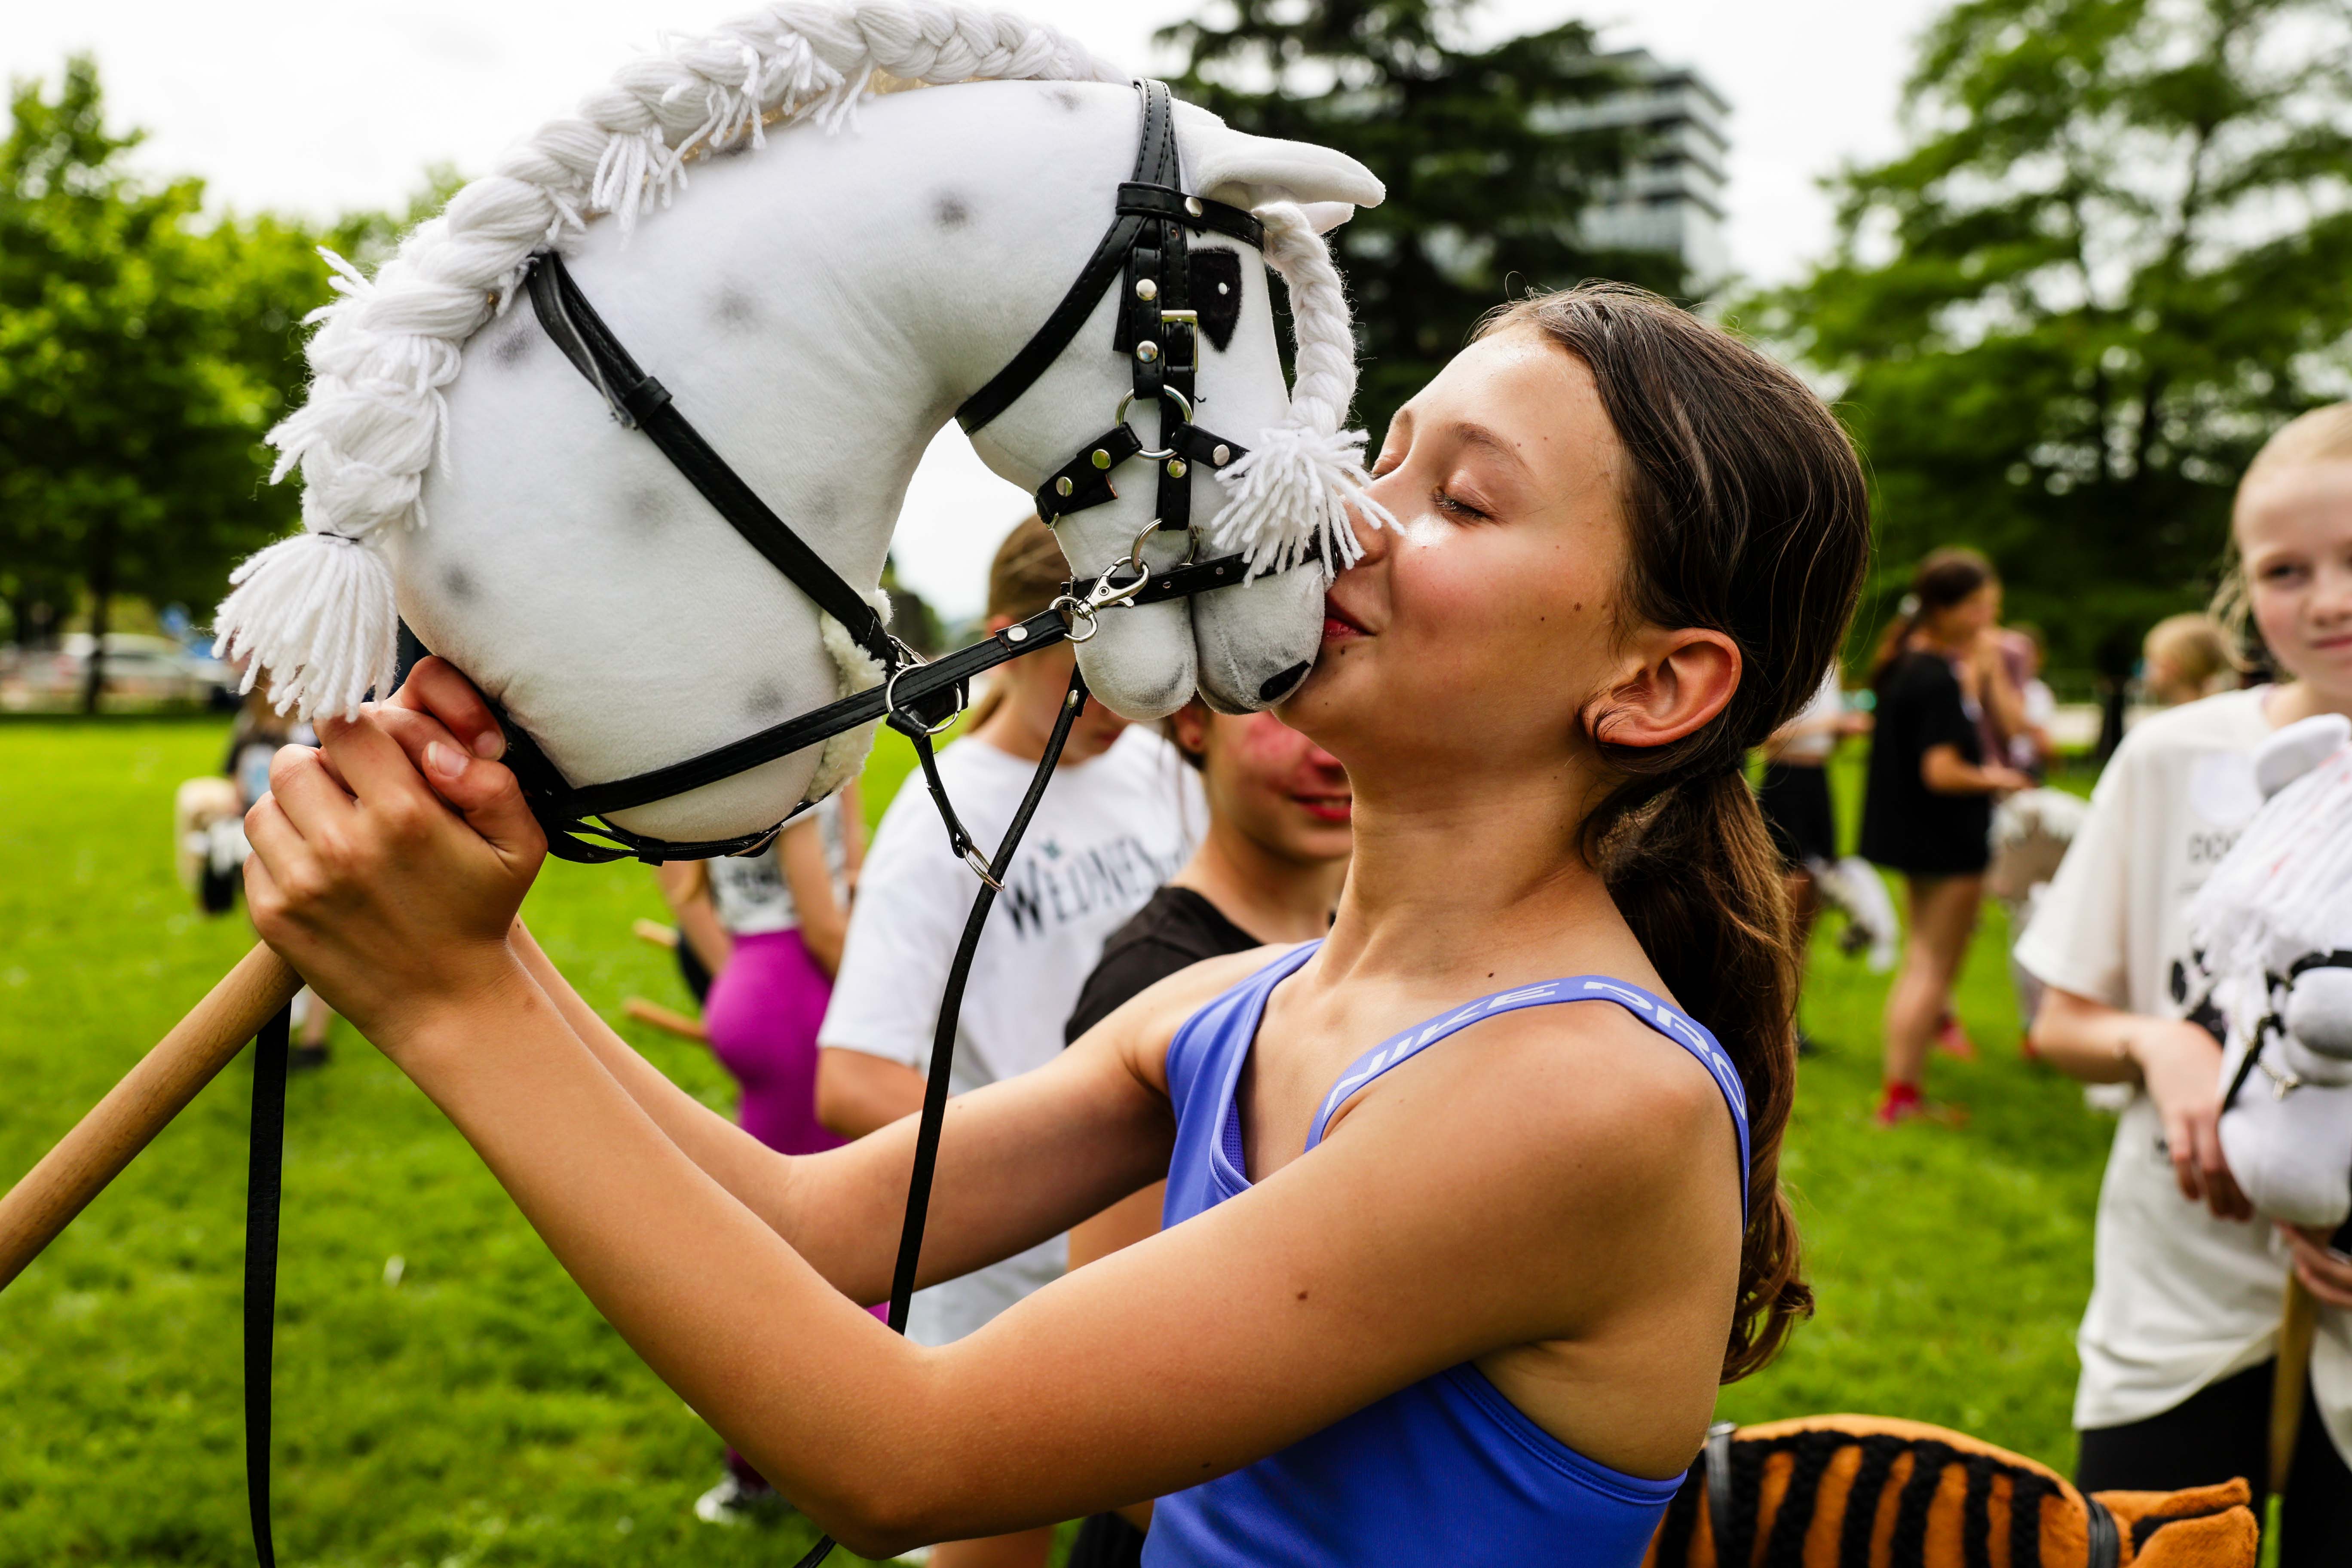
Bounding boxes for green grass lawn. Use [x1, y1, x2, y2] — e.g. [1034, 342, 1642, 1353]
[0, 722, 2113, 1564]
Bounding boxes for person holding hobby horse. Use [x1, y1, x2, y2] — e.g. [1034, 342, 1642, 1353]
[234, 282, 1867, 1565]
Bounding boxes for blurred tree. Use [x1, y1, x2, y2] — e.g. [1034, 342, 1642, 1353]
[1752, 0, 2352, 732]
[1161, 0, 1684, 438]
[0, 56, 325, 707]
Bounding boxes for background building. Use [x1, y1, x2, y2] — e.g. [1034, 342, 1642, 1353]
[1558, 47, 1733, 288]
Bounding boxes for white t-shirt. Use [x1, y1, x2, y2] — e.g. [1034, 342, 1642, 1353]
[2015, 686, 2352, 1462]
[708, 794, 849, 936]
[820, 725, 1203, 1345]
[1775, 670, 1845, 764]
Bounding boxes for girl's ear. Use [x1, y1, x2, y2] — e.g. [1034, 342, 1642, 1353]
[1589, 628, 1743, 751]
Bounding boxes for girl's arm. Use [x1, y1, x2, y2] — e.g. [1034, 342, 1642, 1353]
[1973, 634, 2032, 752]
[2030, 986, 2250, 1220]
[1920, 743, 2030, 796]
[777, 816, 848, 975]
[654, 859, 732, 974]
[247, 699, 1734, 1559]
[840, 778, 867, 891]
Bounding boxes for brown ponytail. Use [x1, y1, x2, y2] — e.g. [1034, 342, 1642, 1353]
[965, 515, 1074, 729]
[1477, 285, 1870, 1381]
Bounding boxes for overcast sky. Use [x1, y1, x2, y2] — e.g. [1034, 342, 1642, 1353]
[10, 0, 1945, 619]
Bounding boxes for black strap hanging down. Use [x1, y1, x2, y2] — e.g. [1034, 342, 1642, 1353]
[789, 666, 1093, 1568]
[525, 252, 895, 671]
[244, 1004, 292, 1568]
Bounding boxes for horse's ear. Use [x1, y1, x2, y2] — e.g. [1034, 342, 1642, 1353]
[1172, 102, 1386, 221]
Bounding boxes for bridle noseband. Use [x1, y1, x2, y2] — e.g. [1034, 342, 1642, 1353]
[498, 78, 1270, 870]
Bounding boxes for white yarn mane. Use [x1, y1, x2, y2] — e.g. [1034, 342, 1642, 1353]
[2187, 742, 2352, 1041]
[215, 0, 1387, 722]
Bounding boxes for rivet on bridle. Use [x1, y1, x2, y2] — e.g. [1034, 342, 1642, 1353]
[1136, 340, 1159, 364]
[1090, 449, 1112, 470]
[1184, 196, 1203, 217]
[1211, 444, 1230, 466]
[1166, 458, 1187, 479]
[1135, 278, 1158, 301]
[1006, 624, 1028, 642]
[1055, 476, 1075, 496]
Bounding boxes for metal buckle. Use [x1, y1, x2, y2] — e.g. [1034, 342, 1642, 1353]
[1159, 307, 1198, 374]
[1113, 387, 1193, 461]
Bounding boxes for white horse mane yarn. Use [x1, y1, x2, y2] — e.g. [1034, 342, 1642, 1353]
[216, 0, 1387, 720]
[2187, 716, 2352, 1047]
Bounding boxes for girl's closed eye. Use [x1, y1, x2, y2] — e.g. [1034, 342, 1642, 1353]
[1435, 484, 1493, 521]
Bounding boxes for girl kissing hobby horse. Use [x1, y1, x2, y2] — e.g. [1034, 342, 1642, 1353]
[0, 1, 1387, 1311]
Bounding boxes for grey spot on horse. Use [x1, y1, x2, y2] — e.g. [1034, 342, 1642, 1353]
[711, 285, 760, 328]
[1259, 662, 1311, 704]
[441, 563, 477, 601]
[1047, 86, 1084, 113]
[744, 680, 789, 720]
[487, 322, 534, 367]
[625, 485, 676, 533]
[932, 192, 973, 230]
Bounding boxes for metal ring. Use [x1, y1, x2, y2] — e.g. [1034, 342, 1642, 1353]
[1052, 594, 1102, 643]
[1113, 387, 1194, 460]
[962, 845, 1003, 890]
[883, 658, 958, 737]
[1126, 517, 1199, 573]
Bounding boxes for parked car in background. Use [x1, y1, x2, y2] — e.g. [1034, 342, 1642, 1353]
[0, 634, 235, 709]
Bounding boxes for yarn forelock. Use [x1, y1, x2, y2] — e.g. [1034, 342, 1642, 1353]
[212, 532, 399, 721]
[1205, 200, 1393, 580]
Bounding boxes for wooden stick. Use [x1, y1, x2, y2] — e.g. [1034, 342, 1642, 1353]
[622, 996, 707, 1043]
[0, 942, 300, 1291]
[2270, 1272, 2320, 1496]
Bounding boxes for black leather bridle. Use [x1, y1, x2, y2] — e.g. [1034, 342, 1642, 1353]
[239, 79, 1302, 1568]
[499, 77, 1269, 873]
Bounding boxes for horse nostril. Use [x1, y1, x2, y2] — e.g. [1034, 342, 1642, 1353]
[1258, 662, 1312, 704]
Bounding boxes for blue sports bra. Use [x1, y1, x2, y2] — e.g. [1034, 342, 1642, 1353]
[1142, 942, 1750, 1568]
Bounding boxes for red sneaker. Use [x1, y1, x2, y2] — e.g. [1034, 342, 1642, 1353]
[1934, 1014, 1978, 1061]
[1876, 1083, 1968, 1127]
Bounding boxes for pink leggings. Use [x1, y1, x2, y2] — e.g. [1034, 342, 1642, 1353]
[701, 930, 889, 1327]
[703, 929, 843, 1157]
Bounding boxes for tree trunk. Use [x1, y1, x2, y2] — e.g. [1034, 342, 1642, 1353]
[2093, 627, 2136, 763]
[80, 519, 117, 716]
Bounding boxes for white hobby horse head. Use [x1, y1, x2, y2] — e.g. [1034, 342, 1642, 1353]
[2185, 713, 2352, 1231]
[214, 2, 1387, 846]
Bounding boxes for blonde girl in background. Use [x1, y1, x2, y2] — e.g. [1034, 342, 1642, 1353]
[2142, 612, 2236, 709]
[2018, 405, 2352, 1561]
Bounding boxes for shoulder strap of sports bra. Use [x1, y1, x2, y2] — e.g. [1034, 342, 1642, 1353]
[1306, 975, 1752, 1219]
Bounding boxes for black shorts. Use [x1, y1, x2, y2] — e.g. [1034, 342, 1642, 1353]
[2076, 1360, 2352, 1566]
[1067, 1512, 1146, 1568]
[1757, 763, 1837, 867]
